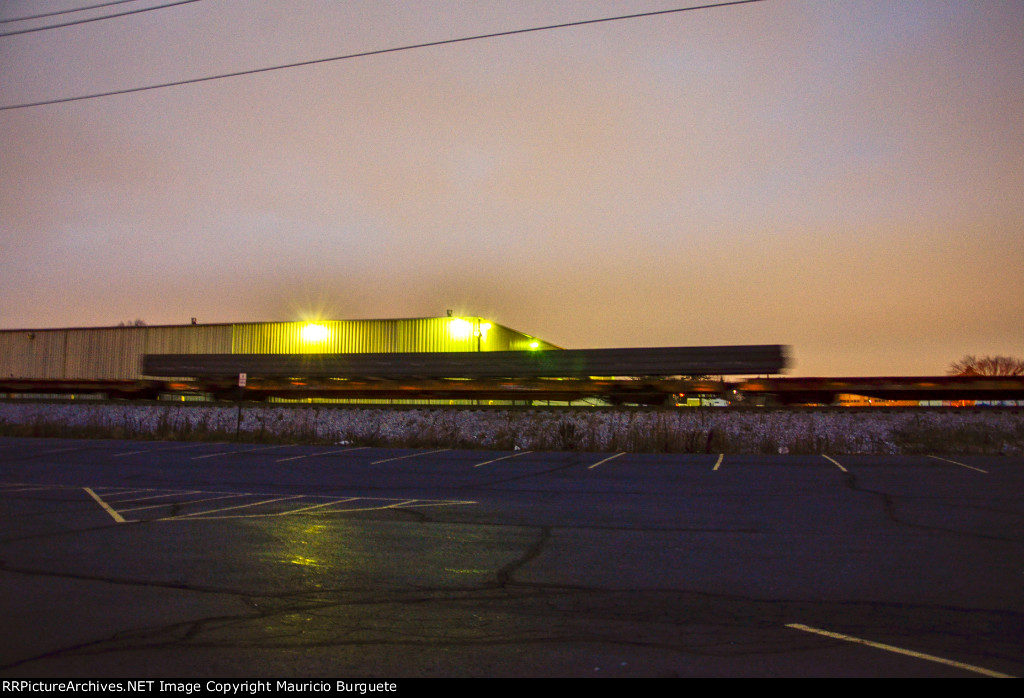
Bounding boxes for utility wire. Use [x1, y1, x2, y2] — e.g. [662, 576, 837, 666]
[0, 0, 201, 37]
[0, 0, 766, 111]
[0, 0, 145, 24]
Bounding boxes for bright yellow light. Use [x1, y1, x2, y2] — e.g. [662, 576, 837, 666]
[480, 322, 492, 333]
[529, 341, 540, 350]
[301, 323, 329, 342]
[449, 318, 472, 339]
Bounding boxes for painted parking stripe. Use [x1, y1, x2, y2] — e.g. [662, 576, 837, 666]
[821, 454, 848, 472]
[105, 489, 203, 499]
[312, 446, 369, 457]
[786, 623, 1013, 678]
[712, 453, 724, 471]
[276, 446, 370, 462]
[371, 449, 450, 464]
[587, 452, 626, 470]
[171, 496, 477, 520]
[168, 495, 304, 518]
[192, 445, 288, 460]
[1, 484, 62, 493]
[121, 493, 250, 512]
[114, 444, 206, 456]
[159, 497, 359, 520]
[107, 490, 204, 504]
[192, 450, 238, 460]
[927, 455, 988, 474]
[473, 451, 533, 468]
[4, 481, 478, 521]
[83, 487, 126, 524]
[90, 487, 159, 499]
[93, 487, 172, 499]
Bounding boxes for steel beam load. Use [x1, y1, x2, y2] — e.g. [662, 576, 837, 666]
[143, 345, 789, 380]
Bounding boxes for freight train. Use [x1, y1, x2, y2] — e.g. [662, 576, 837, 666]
[3, 318, 1020, 404]
[0, 317, 785, 404]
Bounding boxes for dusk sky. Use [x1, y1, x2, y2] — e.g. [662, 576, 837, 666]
[2, 0, 1021, 376]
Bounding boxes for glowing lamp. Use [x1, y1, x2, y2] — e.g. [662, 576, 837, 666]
[301, 323, 329, 343]
[449, 318, 472, 339]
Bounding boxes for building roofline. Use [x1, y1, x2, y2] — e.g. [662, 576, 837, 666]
[1, 315, 504, 333]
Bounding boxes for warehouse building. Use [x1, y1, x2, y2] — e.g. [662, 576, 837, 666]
[1, 318, 795, 406]
[0, 316, 559, 382]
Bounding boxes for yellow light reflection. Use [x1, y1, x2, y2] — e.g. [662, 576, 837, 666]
[301, 323, 329, 343]
[288, 555, 323, 568]
[449, 318, 472, 339]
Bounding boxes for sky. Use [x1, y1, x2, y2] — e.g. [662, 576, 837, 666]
[1, 0, 1021, 376]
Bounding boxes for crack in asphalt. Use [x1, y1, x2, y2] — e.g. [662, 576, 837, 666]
[496, 526, 549, 587]
[3, 582, 1020, 674]
[841, 473, 1022, 542]
[3, 443, 1022, 676]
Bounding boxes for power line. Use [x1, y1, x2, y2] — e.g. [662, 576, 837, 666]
[0, 0, 767, 111]
[0, 1, 145, 25]
[0, 0, 201, 37]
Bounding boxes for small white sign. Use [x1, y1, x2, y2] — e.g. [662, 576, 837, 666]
[238, 372, 247, 387]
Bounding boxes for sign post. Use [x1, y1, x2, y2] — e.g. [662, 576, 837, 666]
[236, 373, 247, 440]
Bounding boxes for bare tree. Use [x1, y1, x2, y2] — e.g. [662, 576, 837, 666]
[947, 355, 1024, 376]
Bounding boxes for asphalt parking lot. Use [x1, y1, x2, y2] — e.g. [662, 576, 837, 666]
[1, 436, 1021, 677]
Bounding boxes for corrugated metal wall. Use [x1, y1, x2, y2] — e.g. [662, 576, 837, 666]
[0, 325, 232, 379]
[0, 330, 67, 378]
[0, 318, 558, 380]
[229, 317, 558, 354]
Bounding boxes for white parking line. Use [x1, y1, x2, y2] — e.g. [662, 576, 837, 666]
[927, 455, 988, 474]
[371, 449, 450, 464]
[272, 497, 358, 515]
[276, 454, 310, 462]
[117, 443, 207, 456]
[121, 493, 250, 512]
[3, 481, 477, 521]
[108, 490, 203, 504]
[92, 487, 168, 498]
[192, 445, 288, 460]
[821, 454, 848, 472]
[712, 453, 724, 471]
[83, 487, 126, 524]
[0, 484, 61, 493]
[191, 451, 234, 460]
[157, 497, 361, 520]
[587, 452, 626, 470]
[276, 446, 370, 462]
[473, 451, 533, 467]
[312, 447, 370, 457]
[167, 495, 304, 519]
[171, 496, 477, 520]
[786, 623, 1014, 678]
